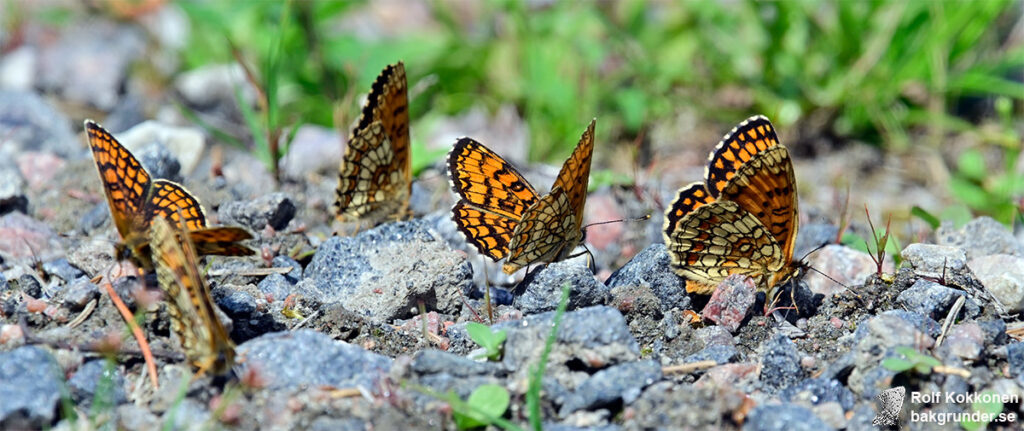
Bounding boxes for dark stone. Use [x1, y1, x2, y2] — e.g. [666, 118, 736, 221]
[744, 403, 833, 431]
[605, 244, 689, 311]
[17, 274, 41, 298]
[558, 360, 662, 416]
[79, 203, 110, 235]
[237, 329, 391, 390]
[759, 334, 805, 393]
[0, 90, 80, 158]
[271, 255, 302, 283]
[977, 319, 1008, 346]
[137, 142, 181, 182]
[683, 344, 739, 365]
[42, 258, 85, 283]
[0, 346, 64, 428]
[63, 279, 100, 311]
[68, 359, 127, 410]
[218, 193, 296, 231]
[514, 260, 610, 314]
[896, 279, 980, 321]
[212, 287, 256, 319]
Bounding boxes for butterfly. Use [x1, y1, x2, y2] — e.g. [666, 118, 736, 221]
[149, 215, 236, 376]
[333, 62, 411, 226]
[448, 120, 595, 274]
[662, 115, 798, 302]
[85, 120, 254, 271]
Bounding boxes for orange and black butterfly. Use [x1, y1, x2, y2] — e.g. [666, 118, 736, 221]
[85, 120, 254, 270]
[448, 120, 595, 274]
[333, 62, 411, 226]
[663, 115, 799, 302]
[150, 216, 235, 376]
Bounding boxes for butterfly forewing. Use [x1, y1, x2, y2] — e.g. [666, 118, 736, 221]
[550, 119, 596, 227]
[334, 62, 411, 225]
[705, 115, 780, 197]
[86, 120, 152, 238]
[150, 216, 236, 376]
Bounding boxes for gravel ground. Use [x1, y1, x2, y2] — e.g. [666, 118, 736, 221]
[2, 5, 1024, 431]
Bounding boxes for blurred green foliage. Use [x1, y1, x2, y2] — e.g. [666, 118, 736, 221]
[178, 0, 1024, 163]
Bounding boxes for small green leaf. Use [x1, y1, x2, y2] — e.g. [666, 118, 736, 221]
[957, 149, 987, 182]
[882, 358, 914, 372]
[453, 384, 510, 430]
[911, 206, 940, 229]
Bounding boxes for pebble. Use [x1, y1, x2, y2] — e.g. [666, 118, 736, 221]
[0, 46, 36, 91]
[17, 151, 66, 192]
[943, 322, 984, 361]
[0, 211, 65, 263]
[305, 219, 469, 321]
[759, 334, 805, 393]
[280, 124, 343, 179]
[803, 244, 882, 297]
[63, 279, 100, 311]
[42, 258, 85, 283]
[256, 273, 293, 302]
[900, 243, 967, 278]
[683, 344, 739, 365]
[515, 260, 611, 314]
[558, 360, 662, 416]
[0, 346, 64, 428]
[701, 274, 756, 333]
[605, 244, 689, 311]
[743, 403, 834, 431]
[219, 193, 296, 231]
[0, 155, 27, 215]
[237, 329, 392, 390]
[896, 279, 979, 321]
[174, 63, 255, 110]
[116, 121, 205, 176]
[0, 90, 81, 158]
[968, 254, 1024, 313]
[1006, 342, 1024, 383]
[778, 378, 856, 410]
[68, 359, 127, 410]
[272, 255, 303, 283]
[37, 21, 144, 110]
[499, 306, 639, 375]
[935, 216, 1024, 258]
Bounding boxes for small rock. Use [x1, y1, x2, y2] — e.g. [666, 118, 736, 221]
[37, 21, 145, 110]
[410, 349, 506, 377]
[779, 378, 856, 411]
[683, 344, 738, 365]
[115, 404, 159, 431]
[78, 203, 112, 236]
[744, 403, 833, 431]
[42, 258, 85, 283]
[213, 287, 256, 319]
[943, 322, 984, 361]
[500, 306, 639, 373]
[1006, 342, 1024, 383]
[968, 254, 1024, 313]
[0, 346, 64, 428]
[900, 243, 967, 279]
[16, 274, 42, 298]
[0, 212, 65, 263]
[803, 244, 884, 297]
[936, 216, 1024, 259]
[896, 279, 979, 321]
[559, 360, 662, 416]
[515, 260, 610, 314]
[280, 124, 343, 179]
[238, 329, 391, 390]
[116, 121, 205, 176]
[66, 238, 117, 276]
[0, 46, 36, 91]
[272, 255, 303, 283]
[701, 274, 756, 333]
[0, 90, 81, 158]
[16, 151, 66, 192]
[219, 193, 296, 231]
[69, 360, 127, 410]
[101, 94, 145, 133]
[694, 325, 736, 348]
[63, 279, 100, 311]
[605, 244, 689, 311]
[0, 155, 27, 215]
[256, 273, 292, 301]
[306, 219, 469, 321]
[759, 334, 805, 393]
[175, 63, 255, 110]
[977, 319, 1008, 346]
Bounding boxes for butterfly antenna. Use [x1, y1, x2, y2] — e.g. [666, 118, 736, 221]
[581, 214, 651, 232]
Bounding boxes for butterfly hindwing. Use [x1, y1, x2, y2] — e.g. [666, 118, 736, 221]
[150, 216, 236, 376]
[503, 186, 582, 274]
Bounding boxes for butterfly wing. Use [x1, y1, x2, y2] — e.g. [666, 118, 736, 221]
[447, 137, 539, 261]
[85, 120, 152, 239]
[503, 186, 582, 274]
[334, 62, 411, 224]
[704, 115, 780, 197]
[189, 227, 255, 257]
[150, 216, 236, 376]
[550, 119, 596, 228]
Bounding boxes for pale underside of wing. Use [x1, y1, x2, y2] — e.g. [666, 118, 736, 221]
[503, 186, 582, 274]
[335, 121, 410, 224]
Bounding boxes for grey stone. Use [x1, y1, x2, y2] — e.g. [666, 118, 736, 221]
[42, 258, 85, 283]
[280, 124, 342, 179]
[743, 403, 834, 431]
[0, 156, 26, 215]
[779, 378, 856, 410]
[219, 193, 296, 231]
[605, 244, 688, 311]
[759, 334, 805, 393]
[977, 319, 1008, 346]
[212, 287, 256, 319]
[558, 360, 662, 416]
[0, 212, 66, 263]
[803, 244, 883, 297]
[115, 404, 159, 431]
[272, 255, 302, 283]
[683, 344, 738, 365]
[515, 260, 610, 314]
[63, 279, 100, 311]
[0, 346, 64, 428]
[116, 121, 206, 176]
[68, 359, 127, 410]
[1008, 342, 1024, 383]
[409, 349, 507, 378]
[37, 21, 145, 110]
[792, 223, 839, 264]
[896, 279, 979, 321]
[900, 243, 967, 278]
[943, 322, 984, 361]
[238, 329, 391, 390]
[78, 203, 111, 236]
[17, 274, 41, 298]
[0, 90, 80, 158]
[136, 141, 182, 182]
[936, 216, 1023, 259]
[256, 273, 292, 302]
[499, 306, 639, 375]
[969, 254, 1024, 312]
[306, 219, 469, 321]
